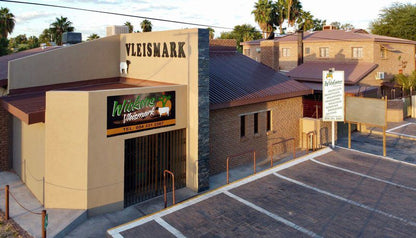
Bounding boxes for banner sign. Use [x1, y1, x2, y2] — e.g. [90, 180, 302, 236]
[107, 91, 176, 137]
[323, 70, 344, 121]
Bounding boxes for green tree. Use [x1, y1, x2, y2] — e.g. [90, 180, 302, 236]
[39, 29, 53, 44]
[87, 33, 100, 41]
[312, 18, 326, 31]
[370, 3, 416, 41]
[395, 71, 416, 96]
[0, 38, 10, 56]
[340, 23, 354, 30]
[49, 16, 74, 45]
[252, 0, 274, 39]
[219, 24, 262, 52]
[27, 36, 39, 49]
[330, 21, 341, 29]
[287, 0, 302, 27]
[0, 7, 15, 39]
[207, 27, 215, 40]
[124, 21, 133, 33]
[297, 10, 314, 31]
[140, 19, 152, 32]
[273, 0, 286, 34]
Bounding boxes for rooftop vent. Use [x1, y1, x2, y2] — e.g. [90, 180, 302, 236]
[62, 32, 82, 44]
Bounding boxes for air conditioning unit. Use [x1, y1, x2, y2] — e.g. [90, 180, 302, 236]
[376, 72, 385, 80]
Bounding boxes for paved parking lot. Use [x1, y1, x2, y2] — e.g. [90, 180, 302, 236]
[108, 147, 416, 238]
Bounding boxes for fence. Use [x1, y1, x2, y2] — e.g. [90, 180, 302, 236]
[269, 138, 296, 167]
[163, 170, 176, 208]
[1, 185, 47, 238]
[226, 150, 256, 184]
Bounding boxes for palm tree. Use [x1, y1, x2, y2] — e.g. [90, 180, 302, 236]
[287, 0, 302, 27]
[0, 7, 15, 39]
[124, 21, 133, 33]
[252, 0, 274, 39]
[297, 10, 314, 31]
[87, 33, 100, 41]
[49, 16, 74, 45]
[207, 27, 215, 40]
[273, 0, 286, 34]
[140, 20, 152, 32]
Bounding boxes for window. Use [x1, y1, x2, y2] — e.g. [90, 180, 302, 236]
[352, 47, 363, 58]
[266, 110, 271, 131]
[244, 49, 250, 56]
[380, 48, 387, 59]
[305, 47, 310, 54]
[282, 48, 290, 57]
[319, 47, 329, 58]
[240, 115, 245, 137]
[254, 113, 259, 134]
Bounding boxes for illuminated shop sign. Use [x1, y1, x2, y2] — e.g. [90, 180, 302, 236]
[107, 91, 176, 137]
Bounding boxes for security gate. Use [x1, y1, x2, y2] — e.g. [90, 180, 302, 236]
[124, 129, 186, 207]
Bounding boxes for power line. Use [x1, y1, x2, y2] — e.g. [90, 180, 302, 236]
[0, 0, 234, 30]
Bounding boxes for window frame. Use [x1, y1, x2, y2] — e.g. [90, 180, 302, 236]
[319, 47, 329, 58]
[352, 47, 363, 59]
[282, 48, 290, 57]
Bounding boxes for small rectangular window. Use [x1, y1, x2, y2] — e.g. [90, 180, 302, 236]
[352, 47, 363, 58]
[240, 115, 245, 137]
[319, 47, 329, 58]
[282, 48, 290, 57]
[380, 48, 387, 59]
[305, 47, 310, 54]
[266, 111, 271, 131]
[254, 113, 259, 134]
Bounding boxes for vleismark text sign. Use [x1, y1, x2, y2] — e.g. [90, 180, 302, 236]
[107, 91, 176, 137]
[322, 70, 344, 121]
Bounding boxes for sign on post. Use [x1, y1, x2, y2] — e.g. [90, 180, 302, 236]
[322, 69, 344, 148]
[323, 70, 344, 121]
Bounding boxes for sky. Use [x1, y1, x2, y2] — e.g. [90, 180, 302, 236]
[1, 0, 416, 40]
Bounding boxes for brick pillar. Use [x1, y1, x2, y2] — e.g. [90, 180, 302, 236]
[260, 40, 279, 71]
[0, 105, 10, 171]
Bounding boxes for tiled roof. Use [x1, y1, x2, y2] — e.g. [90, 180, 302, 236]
[243, 30, 416, 45]
[287, 61, 378, 85]
[0, 46, 61, 80]
[209, 51, 312, 109]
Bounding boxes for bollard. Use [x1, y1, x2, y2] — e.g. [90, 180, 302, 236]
[5, 185, 9, 220]
[42, 210, 47, 238]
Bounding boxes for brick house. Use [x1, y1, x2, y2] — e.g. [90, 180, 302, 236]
[242, 29, 416, 117]
[209, 40, 312, 174]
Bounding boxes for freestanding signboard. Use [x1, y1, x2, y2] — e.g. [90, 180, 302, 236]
[323, 70, 344, 121]
[322, 69, 344, 148]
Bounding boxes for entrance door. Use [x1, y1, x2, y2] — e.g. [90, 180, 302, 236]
[124, 129, 186, 207]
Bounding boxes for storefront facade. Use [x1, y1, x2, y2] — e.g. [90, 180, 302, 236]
[1, 29, 209, 215]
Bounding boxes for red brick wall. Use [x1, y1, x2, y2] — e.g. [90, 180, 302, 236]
[209, 97, 303, 175]
[0, 106, 10, 171]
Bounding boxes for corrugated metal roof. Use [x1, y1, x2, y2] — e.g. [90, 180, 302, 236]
[301, 82, 378, 95]
[287, 61, 378, 85]
[209, 51, 312, 109]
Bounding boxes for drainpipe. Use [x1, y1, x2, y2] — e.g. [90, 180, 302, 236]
[297, 30, 303, 66]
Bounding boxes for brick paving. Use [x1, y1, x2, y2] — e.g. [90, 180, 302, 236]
[108, 148, 416, 237]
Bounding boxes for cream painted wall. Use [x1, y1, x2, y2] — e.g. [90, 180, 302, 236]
[86, 85, 187, 213]
[12, 117, 45, 203]
[45, 91, 89, 209]
[45, 85, 187, 212]
[120, 29, 201, 191]
[8, 35, 120, 91]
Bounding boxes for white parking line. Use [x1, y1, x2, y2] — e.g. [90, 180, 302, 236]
[386, 123, 413, 133]
[107, 148, 332, 237]
[155, 218, 186, 238]
[310, 158, 416, 192]
[223, 191, 322, 238]
[274, 173, 416, 227]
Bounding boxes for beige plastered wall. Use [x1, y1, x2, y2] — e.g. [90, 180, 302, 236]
[12, 117, 45, 203]
[8, 35, 120, 91]
[45, 85, 187, 212]
[120, 29, 200, 191]
[299, 118, 336, 150]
